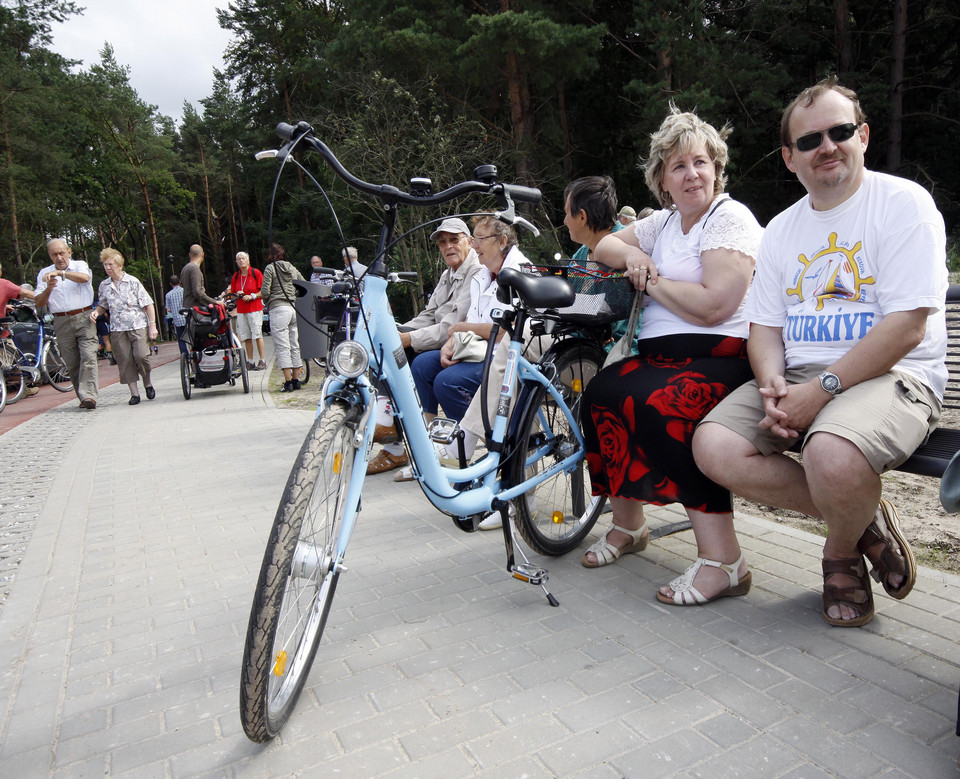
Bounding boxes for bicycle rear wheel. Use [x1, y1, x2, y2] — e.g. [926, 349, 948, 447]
[1, 340, 25, 404]
[239, 349, 250, 393]
[41, 340, 72, 392]
[509, 340, 606, 555]
[240, 400, 359, 742]
[180, 353, 192, 399]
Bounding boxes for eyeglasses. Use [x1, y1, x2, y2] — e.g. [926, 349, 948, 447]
[471, 234, 497, 243]
[791, 122, 860, 153]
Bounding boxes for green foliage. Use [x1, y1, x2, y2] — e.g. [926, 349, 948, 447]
[1, 0, 959, 300]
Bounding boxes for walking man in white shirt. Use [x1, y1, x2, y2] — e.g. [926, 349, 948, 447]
[34, 238, 99, 409]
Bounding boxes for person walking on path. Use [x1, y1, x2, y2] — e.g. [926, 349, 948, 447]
[228, 252, 266, 371]
[91, 249, 158, 405]
[180, 244, 218, 311]
[693, 77, 948, 627]
[261, 243, 304, 392]
[33, 238, 99, 409]
[164, 275, 187, 354]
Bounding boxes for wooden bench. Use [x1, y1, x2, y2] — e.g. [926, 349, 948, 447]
[892, 283, 960, 478]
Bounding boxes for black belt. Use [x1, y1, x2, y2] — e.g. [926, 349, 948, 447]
[53, 306, 93, 317]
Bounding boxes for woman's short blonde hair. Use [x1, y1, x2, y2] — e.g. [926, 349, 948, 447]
[236, 251, 249, 262]
[100, 247, 125, 267]
[643, 102, 731, 208]
[470, 215, 517, 253]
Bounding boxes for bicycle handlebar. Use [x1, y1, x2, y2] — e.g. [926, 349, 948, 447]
[274, 121, 541, 210]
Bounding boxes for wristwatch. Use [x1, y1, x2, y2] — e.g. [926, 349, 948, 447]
[818, 371, 843, 396]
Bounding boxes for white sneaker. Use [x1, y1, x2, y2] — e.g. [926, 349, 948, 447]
[479, 503, 515, 531]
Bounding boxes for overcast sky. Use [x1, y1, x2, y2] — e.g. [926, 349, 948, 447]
[49, 0, 235, 123]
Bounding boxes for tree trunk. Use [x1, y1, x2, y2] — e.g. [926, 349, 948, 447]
[834, 0, 854, 77]
[887, 0, 907, 172]
[558, 84, 573, 179]
[197, 141, 224, 284]
[505, 49, 534, 180]
[1, 100, 23, 276]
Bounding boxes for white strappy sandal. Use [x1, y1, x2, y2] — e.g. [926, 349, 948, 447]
[656, 553, 752, 606]
[581, 522, 649, 568]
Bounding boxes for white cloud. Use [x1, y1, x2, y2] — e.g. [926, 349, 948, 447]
[49, 0, 235, 123]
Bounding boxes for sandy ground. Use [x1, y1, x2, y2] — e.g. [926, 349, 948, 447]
[278, 366, 960, 576]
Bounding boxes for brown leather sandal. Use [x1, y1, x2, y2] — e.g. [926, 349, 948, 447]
[822, 556, 874, 627]
[858, 498, 916, 600]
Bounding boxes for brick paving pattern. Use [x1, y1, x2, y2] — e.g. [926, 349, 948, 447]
[0, 338, 957, 776]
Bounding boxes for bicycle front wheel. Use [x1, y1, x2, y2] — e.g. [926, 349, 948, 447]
[1, 340, 25, 404]
[41, 340, 72, 392]
[240, 400, 359, 742]
[510, 340, 606, 555]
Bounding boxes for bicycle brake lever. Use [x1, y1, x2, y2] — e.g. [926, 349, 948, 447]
[494, 194, 540, 237]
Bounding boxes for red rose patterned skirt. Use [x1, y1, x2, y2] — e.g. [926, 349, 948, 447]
[582, 333, 751, 513]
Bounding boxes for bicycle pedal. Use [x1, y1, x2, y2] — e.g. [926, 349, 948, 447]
[428, 417, 460, 445]
[511, 564, 548, 586]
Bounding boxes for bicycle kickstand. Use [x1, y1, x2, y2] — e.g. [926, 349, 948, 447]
[495, 499, 559, 607]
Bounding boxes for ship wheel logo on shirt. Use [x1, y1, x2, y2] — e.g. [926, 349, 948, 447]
[786, 232, 875, 311]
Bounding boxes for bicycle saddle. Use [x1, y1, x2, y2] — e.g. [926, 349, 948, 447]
[496, 267, 574, 309]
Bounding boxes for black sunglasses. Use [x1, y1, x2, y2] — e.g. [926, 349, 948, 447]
[792, 122, 860, 153]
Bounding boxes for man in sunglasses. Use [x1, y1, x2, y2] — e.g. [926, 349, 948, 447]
[693, 77, 947, 628]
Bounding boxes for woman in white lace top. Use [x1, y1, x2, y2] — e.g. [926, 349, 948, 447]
[579, 105, 764, 609]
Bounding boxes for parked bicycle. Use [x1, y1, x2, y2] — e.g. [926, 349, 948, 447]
[0, 299, 71, 405]
[240, 122, 629, 741]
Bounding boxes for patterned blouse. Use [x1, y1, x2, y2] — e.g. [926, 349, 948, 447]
[97, 273, 154, 332]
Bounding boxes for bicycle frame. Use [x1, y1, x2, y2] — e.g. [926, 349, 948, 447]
[320, 269, 585, 560]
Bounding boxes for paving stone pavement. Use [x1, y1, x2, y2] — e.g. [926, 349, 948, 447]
[0, 342, 958, 777]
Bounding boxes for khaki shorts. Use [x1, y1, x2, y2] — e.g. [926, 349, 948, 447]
[701, 364, 941, 474]
[234, 311, 263, 341]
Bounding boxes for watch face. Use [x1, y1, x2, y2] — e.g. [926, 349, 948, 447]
[821, 373, 840, 393]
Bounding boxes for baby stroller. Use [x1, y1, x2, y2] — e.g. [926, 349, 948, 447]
[179, 293, 249, 399]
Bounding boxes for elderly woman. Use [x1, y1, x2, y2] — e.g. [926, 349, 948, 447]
[260, 243, 304, 392]
[228, 251, 266, 371]
[580, 105, 764, 609]
[91, 248, 158, 405]
[410, 216, 529, 426]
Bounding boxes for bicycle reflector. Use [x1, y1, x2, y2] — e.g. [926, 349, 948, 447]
[331, 341, 368, 379]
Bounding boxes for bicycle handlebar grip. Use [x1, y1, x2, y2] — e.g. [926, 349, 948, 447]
[503, 184, 542, 205]
[275, 122, 296, 140]
[396, 272, 418, 281]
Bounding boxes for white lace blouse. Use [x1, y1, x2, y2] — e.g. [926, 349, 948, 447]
[632, 195, 763, 340]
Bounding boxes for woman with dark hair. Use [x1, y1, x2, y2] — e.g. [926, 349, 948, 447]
[565, 175, 622, 262]
[260, 243, 304, 392]
[410, 215, 529, 425]
[579, 105, 764, 609]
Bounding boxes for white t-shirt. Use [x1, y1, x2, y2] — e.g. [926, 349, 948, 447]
[632, 196, 763, 340]
[746, 170, 948, 397]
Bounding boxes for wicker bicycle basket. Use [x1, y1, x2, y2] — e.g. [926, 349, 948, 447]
[523, 262, 635, 325]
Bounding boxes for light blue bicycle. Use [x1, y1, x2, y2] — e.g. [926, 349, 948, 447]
[240, 122, 612, 741]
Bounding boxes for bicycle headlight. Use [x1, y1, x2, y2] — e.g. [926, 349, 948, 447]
[330, 341, 369, 379]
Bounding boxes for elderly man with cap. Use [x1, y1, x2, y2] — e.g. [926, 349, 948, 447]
[617, 205, 637, 225]
[367, 217, 481, 475]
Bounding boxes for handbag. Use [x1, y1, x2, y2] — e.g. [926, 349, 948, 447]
[603, 289, 643, 368]
[451, 330, 488, 362]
